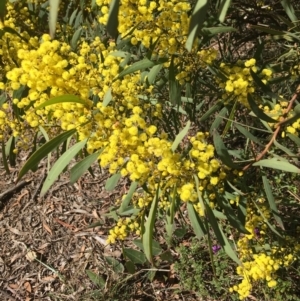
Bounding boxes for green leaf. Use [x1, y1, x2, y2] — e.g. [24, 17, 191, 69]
[147, 64, 162, 84]
[118, 181, 138, 213]
[213, 130, 238, 168]
[119, 53, 132, 69]
[125, 261, 135, 274]
[234, 124, 264, 146]
[199, 102, 223, 122]
[1, 26, 28, 43]
[13, 84, 28, 99]
[40, 139, 88, 196]
[187, 202, 206, 239]
[17, 129, 76, 182]
[36, 95, 87, 109]
[86, 270, 105, 288]
[1, 140, 10, 174]
[117, 58, 168, 79]
[0, 0, 7, 21]
[171, 121, 191, 152]
[250, 25, 289, 36]
[39, 126, 50, 142]
[194, 174, 206, 217]
[226, 181, 246, 196]
[142, 186, 160, 264]
[250, 70, 279, 99]
[207, 65, 228, 82]
[103, 88, 112, 107]
[273, 140, 298, 165]
[0, 93, 6, 107]
[105, 209, 119, 221]
[71, 27, 83, 50]
[117, 206, 140, 216]
[213, 209, 227, 220]
[204, 201, 241, 264]
[215, 194, 249, 234]
[218, 0, 232, 22]
[210, 107, 228, 134]
[70, 149, 103, 184]
[159, 250, 174, 263]
[253, 158, 300, 173]
[254, 40, 265, 61]
[280, 0, 298, 22]
[123, 248, 147, 264]
[133, 239, 162, 256]
[201, 26, 236, 36]
[287, 133, 300, 146]
[174, 227, 187, 238]
[8, 136, 16, 167]
[104, 256, 124, 273]
[110, 51, 129, 58]
[5, 135, 13, 157]
[237, 196, 247, 227]
[69, 7, 78, 26]
[185, 0, 210, 51]
[49, 0, 60, 38]
[147, 270, 156, 281]
[247, 94, 278, 123]
[169, 56, 181, 106]
[74, 10, 83, 28]
[262, 175, 284, 230]
[39, 126, 51, 172]
[165, 189, 178, 244]
[106, 0, 120, 38]
[222, 100, 237, 137]
[105, 173, 121, 191]
[251, 200, 283, 239]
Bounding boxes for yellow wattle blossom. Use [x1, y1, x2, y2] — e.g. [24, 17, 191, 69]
[218, 59, 273, 106]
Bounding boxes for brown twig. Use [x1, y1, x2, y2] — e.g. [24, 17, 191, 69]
[0, 179, 32, 202]
[243, 87, 300, 171]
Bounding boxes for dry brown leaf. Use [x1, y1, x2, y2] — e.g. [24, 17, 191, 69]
[42, 222, 52, 235]
[10, 253, 22, 263]
[7, 225, 28, 236]
[92, 209, 99, 218]
[37, 243, 50, 251]
[24, 281, 32, 293]
[41, 276, 56, 282]
[8, 283, 18, 289]
[103, 249, 122, 258]
[92, 235, 107, 246]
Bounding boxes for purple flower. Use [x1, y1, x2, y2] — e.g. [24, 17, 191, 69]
[212, 245, 221, 254]
[254, 228, 260, 237]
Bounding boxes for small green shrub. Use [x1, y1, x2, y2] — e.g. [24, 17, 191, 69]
[175, 237, 300, 301]
[174, 238, 239, 301]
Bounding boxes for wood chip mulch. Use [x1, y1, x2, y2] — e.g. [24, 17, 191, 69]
[0, 152, 202, 301]
[0, 156, 128, 301]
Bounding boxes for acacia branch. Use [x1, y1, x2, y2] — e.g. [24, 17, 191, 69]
[243, 87, 300, 171]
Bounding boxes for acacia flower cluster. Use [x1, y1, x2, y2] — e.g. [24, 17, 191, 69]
[218, 58, 273, 106]
[231, 197, 299, 299]
[0, 1, 227, 248]
[262, 100, 300, 137]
